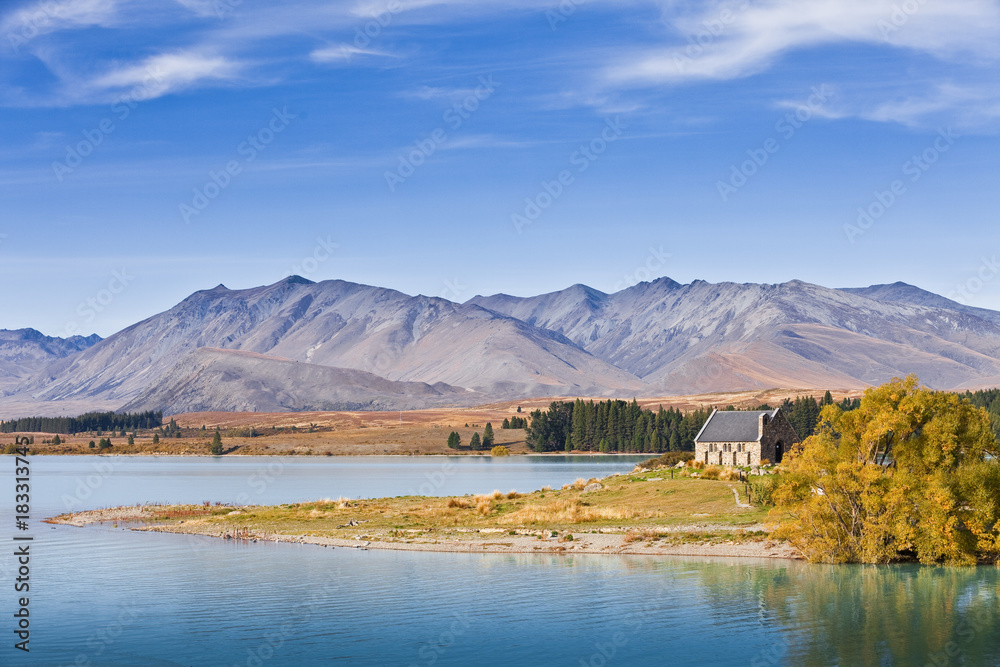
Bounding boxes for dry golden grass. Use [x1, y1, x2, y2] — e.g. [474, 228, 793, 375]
[53, 474, 769, 544]
[476, 498, 495, 516]
[499, 498, 642, 525]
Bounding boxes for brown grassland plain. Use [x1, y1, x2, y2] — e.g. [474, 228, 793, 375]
[5, 389, 860, 456]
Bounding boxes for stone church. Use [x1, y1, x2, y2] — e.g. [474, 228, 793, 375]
[693, 408, 800, 466]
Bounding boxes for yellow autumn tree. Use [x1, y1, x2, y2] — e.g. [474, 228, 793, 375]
[772, 376, 1000, 564]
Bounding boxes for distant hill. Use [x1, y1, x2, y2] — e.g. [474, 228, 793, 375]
[0, 328, 101, 395]
[3, 276, 1000, 417]
[120, 348, 479, 414]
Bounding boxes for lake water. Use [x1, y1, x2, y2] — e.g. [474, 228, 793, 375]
[2, 455, 999, 666]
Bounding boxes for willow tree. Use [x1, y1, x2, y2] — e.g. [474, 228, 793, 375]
[772, 376, 1000, 564]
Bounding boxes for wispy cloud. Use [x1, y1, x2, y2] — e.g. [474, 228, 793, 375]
[310, 44, 396, 63]
[605, 0, 1000, 86]
[1, 0, 119, 38]
[89, 50, 243, 98]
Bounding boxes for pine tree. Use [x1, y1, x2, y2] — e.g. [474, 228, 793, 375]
[502, 418, 511, 429]
[483, 422, 495, 448]
[470, 432, 482, 451]
[447, 431, 461, 449]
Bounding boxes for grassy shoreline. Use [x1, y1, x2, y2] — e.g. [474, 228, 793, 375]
[47, 471, 800, 560]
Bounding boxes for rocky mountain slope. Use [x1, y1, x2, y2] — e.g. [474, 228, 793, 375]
[468, 278, 1000, 395]
[0, 329, 101, 395]
[4, 275, 1000, 416]
[10, 276, 642, 415]
[120, 348, 477, 414]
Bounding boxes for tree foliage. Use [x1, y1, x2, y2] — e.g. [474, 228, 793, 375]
[773, 376, 1000, 565]
[469, 432, 482, 451]
[447, 431, 461, 449]
[1, 410, 162, 435]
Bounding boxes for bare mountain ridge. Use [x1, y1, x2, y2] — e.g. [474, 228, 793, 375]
[4, 275, 1000, 417]
[468, 278, 1000, 395]
[0, 328, 101, 395]
[11, 276, 643, 415]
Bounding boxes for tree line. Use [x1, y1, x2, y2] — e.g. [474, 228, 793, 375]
[524, 392, 863, 454]
[0, 410, 163, 435]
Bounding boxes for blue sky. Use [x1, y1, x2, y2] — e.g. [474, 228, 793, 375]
[2, 0, 1000, 338]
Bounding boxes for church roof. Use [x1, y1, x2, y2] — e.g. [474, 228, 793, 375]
[694, 409, 779, 443]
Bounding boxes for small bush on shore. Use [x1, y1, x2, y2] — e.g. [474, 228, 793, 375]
[640, 451, 695, 469]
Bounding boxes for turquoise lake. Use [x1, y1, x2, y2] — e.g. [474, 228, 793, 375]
[2, 456, 998, 666]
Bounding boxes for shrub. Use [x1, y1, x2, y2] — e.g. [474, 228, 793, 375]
[640, 451, 695, 469]
[491, 489, 504, 501]
[88, 441, 95, 448]
[446, 497, 471, 509]
[748, 474, 781, 507]
[490, 445, 510, 457]
[506, 490, 521, 499]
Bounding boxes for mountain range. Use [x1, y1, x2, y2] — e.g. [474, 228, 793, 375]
[2, 276, 999, 417]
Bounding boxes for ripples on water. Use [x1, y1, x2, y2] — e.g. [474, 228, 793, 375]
[2, 457, 999, 666]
